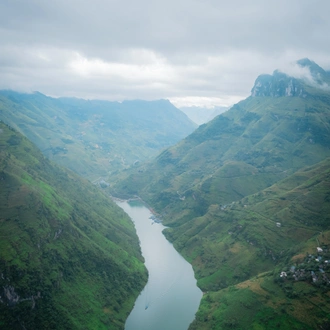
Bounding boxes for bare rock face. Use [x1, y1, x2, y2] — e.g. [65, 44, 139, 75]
[2, 286, 20, 306]
[1, 285, 42, 309]
[251, 71, 306, 97]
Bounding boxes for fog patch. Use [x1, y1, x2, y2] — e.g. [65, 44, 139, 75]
[279, 61, 330, 91]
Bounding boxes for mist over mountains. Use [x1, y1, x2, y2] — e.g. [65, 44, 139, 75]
[179, 106, 229, 125]
[252, 58, 330, 97]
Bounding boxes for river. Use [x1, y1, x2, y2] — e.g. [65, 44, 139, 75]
[116, 199, 202, 330]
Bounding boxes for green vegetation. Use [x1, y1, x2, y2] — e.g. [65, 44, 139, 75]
[164, 157, 330, 284]
[0, 122, 147, 329]
[1, 59, 330, 329]
[112, 61, 330, 328]
[190, 230, 330, 329]
[0, 91, 196, 181]
[113, 87, 330, 224]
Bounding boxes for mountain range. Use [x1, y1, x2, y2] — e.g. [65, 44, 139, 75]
[0, 92, 196, 181]
[112, 58, 330, 329]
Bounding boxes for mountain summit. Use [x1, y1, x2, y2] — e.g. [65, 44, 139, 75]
[297, 57, 330, 83]
[251, 58, 330, 97]
[251, 71, 306, 97]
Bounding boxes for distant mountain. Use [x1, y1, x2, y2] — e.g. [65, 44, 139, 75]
[112, 59, 330, 328]
[0, 122, 147, 329]
[0, 91, 196, 180]
[180, 106, 228, 125]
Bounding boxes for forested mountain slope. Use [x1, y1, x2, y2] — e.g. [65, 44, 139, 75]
[112, 59, 330, 329]
[0, 122, 147, 329]
[0, 91, 196, 180]
[113, 59, 330, 225]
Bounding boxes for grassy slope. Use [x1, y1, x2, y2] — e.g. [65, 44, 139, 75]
[190, 232, 330, 330]
[164, 157, 330, 285]
[113, 90, 330, 222]
[0, 91, 196, 180]
[167, 158, 330, 328]
[112, 82, 330, 328]
[0, 122, 147, 329]
[160, 158, 330, 329]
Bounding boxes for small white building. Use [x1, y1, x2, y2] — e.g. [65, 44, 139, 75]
[317, 247, 323, 253]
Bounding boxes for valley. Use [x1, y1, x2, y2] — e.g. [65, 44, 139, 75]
[111, 59, 330, 329]
[1, 58, 330, 329]
[0, 92, 196, 181]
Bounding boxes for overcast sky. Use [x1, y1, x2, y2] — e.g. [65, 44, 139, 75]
[1, 0, 330, 107]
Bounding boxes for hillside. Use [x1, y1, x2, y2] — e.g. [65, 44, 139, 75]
[0, 122, 147, 329]
[188, 158, 330, 329]
[113, 59, 330, 220]
[112, 59, 330, 328]
[0, 91, 196, 180]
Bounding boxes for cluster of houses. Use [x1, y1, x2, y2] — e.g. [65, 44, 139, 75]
[280, 246, 330, 286]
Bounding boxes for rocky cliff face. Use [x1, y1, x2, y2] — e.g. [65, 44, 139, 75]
[251, 71, 307, 97]
[0, 285, 41, 309]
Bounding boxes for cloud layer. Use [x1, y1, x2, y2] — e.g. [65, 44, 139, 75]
[1, 0, 330, 107]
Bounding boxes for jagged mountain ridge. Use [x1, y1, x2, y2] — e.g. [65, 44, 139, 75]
[251, 71, 307, 97]
[251, 58, 330, 98]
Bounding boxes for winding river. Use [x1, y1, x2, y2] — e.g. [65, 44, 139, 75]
[116, 199, 202, 330]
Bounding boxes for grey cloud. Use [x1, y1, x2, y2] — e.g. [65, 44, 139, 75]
[2, 0, 330, 55]
[1, 0, 330, 106]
